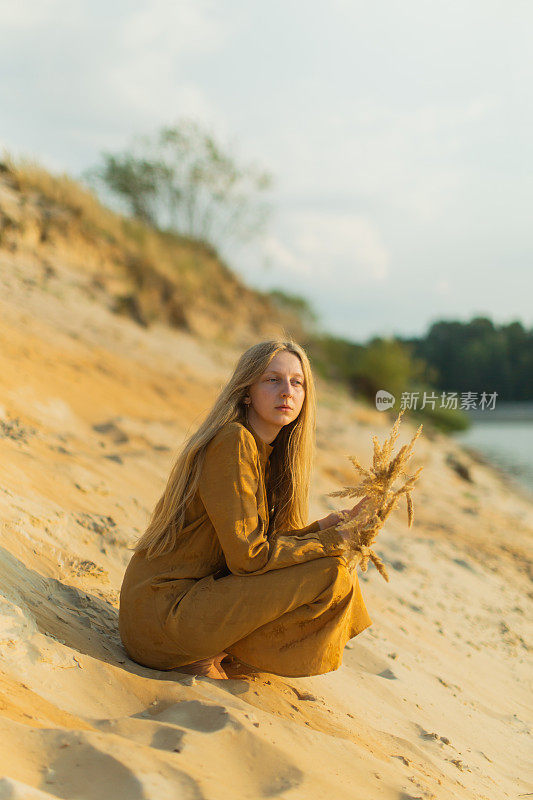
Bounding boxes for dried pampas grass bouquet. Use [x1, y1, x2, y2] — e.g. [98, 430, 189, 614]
[329, 409, 424, 582]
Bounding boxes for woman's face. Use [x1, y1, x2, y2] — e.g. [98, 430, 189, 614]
[247, 351, 306, 431]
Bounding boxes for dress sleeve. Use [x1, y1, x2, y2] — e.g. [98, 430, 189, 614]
[198, 425, 345, 576]
[282, 519, 321, 535]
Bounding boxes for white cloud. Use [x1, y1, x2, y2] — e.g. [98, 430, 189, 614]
[117, 0, 229, 55]
[262, 211, 390, 284]
[106, 0, 232, 121]
[0, 0, 232, 156]
[0, 0, 65, 29]
[264, 96, 497, 224]
[435, 278, 450, 295]
[293, 212, 389, 280]
[262, 235, 306, 273]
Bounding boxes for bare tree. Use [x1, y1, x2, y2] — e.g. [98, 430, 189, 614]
[85, 119, 273, 251]
[84, 152, 172, 227]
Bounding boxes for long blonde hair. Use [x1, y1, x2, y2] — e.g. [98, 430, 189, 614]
[133, 337, 318, 559]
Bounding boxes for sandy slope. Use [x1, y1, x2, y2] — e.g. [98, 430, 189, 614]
[0, 250, 531, 800]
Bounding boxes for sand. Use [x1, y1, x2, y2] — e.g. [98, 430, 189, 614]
[0, 248, 532, 800]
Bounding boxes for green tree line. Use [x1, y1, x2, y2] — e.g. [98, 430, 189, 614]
[276, 299, 531, 431]
[398, 317, 533, 402]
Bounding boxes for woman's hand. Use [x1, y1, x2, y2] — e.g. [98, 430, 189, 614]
[317, 496, 371, 531]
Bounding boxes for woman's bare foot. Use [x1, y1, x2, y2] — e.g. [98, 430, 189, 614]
[221, 655, 262, 680]
[179, 656, 226, 679]
[179, 652, 230, 680]
[213, 652, 229, 679]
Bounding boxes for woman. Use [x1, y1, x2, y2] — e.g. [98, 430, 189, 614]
[119, 338, 372, 680]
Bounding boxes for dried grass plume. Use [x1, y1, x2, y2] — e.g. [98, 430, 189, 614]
[329, 409, 424, 582]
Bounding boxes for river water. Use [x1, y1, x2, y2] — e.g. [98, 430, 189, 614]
[452, 403, 533, 496]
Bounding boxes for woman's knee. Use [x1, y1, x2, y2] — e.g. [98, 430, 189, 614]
[320, 555, 352, 596]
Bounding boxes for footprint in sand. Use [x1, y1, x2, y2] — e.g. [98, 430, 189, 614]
[347, 644, 399, 679]
[290, 687, 317, 701]
[92, 420, 129, 444]
[94, 716, 186, 753]
[147, 700, 233, 733]
[93, 700, 304, 797]
[377, 668, 398, 680]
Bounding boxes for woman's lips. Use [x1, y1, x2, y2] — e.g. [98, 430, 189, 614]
[276, 406, 292, 410]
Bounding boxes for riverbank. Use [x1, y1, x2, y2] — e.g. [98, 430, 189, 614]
[453, 412, 533, 497]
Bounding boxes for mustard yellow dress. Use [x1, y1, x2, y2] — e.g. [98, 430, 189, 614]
[118, 419, 372, 677]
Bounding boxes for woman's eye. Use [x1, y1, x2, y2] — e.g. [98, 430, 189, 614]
[267, 377, 303, 387]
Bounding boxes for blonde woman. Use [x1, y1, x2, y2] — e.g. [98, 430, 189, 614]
[118, 338, 372, 680]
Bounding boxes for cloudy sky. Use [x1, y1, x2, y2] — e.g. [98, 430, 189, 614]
[1, 0, 531, 342]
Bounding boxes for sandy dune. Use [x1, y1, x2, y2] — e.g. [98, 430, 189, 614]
[0, 248, 532, 800]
